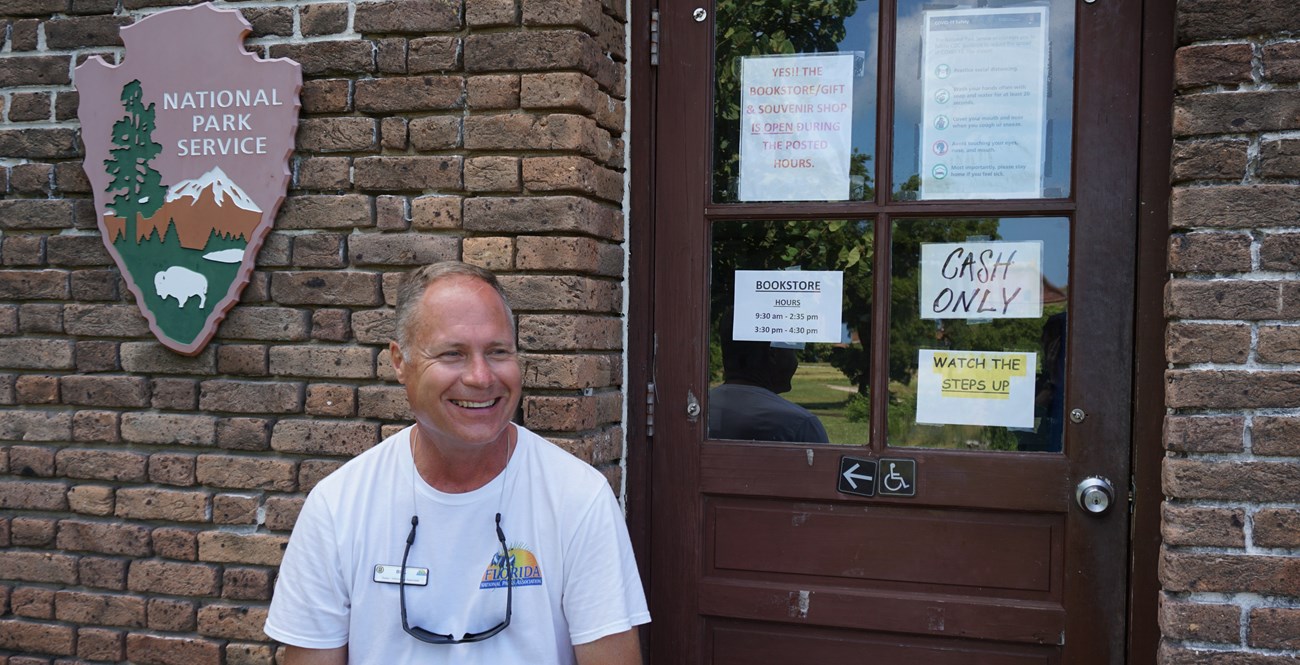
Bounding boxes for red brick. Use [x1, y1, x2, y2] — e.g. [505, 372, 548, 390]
[467, 113, 610, 161]
[70, 268, 122, 301]
[1161, 503, 1245, 547]
[146, 598, 196, 632]
[213, 494, 259, 524]
[463, 195, 621, 238]
[0, 619, 75, 655]
[466, 30, 618, 91]
[1166, 369, 1300, 408]
[222, 567, 274, 600]
[77, 626, 126, 661]
[1252, 417, 1300, 456]
[462, 236, 514, 271]
[0, 201, 73, 234]
[300, 79, 352, 114]
[277, 194, 374, 231]
[79, 555, 128, 590]
[305, 384, 356, 417]
[61, 375, 150, 408]
[217, 344, 268, 375]
[126, 633, 221, 665]
[0, 551, 78, 584]
[0, 410, 72, 442]
[1159, 596, 1242, 644]
[468, 0, 517, 26]
[504, 274, 620, 312]
[153, 378, 200, 410]
[148, 453, 197, 486]
[197, 531, 289, 566]
[46, 234, 110, 267]
[354, 156, 464, 191]
[152, 527, 198, 561]
[56, 519, 150, 557]
[1171, 185, 1300, 230]
[18, 302, 62, 334]
[522, 155, 621, 201]
[54, 590, 145, 627]
[1260, 231, 1300, 271]
[15, 374, 58, 404]
[0, 480, 68, 511]
[270, 271, 383, 306]
[293, 233, 346, 268]
[312, 308, 353, 341]
[218, 306, 312, 341]
[348, 234, 458, 267]
[1168, 232, 1252, 274]
[1248, 607, 1300, 650]
[11, 517, 55, 549]
[44, 14, 128, 48]
[10, 445, 55, 476]
[0, 338, 74, 370]
[199, 380, 304, 414]
[115, 487, 209, 522]
[521, 352, 619, 390]
[128, 560, 219, 597]
[299, 459, 345, 492]
[119, 342, 216, 374]
[1166, 280, 1300, 320]
[270, 419, 382, 455]
[226, 642, 276, 665]
[517, 235, 621, 275]
[518, 314, 621, 350]
[467, 74, 520, 110]
[301, 3, 349, 36]
[1262, 41, 1300, 83]
[11, 586, 54, 618]
[357, 385, 413, 420]
[409, 35, 462, 72]
[55, 448, 147, 482]
[1173, 90, 1300, 136]
[1164, 458, 1300, 502]
[1161, 548, 1300, 596]
[2, 234, 46, 264]
[216, 417, 272, 451]
[1165, 323, 1249, 364]
[355, 76, 464, 113]
[408, 116, 462, 150]
[263, 495, 305, 533]
[72, 410, 117, 443]
[67, 484, 114, 516]
[522, 393, 618, 431]
[196, 454, 296, 491]
[1178, 0, 1300, 41]
[1174, 43, 1253, 88]
[63, 303, 149, 337]
[120, 413, 215, 445]
[268, 40, 375, 76]
[293, 116, 374, 151]
[270, 344, 374, 380]
[197, 604, 270, 641]
[1254, 508, 1300, 548]
[243, 5, 294, 37]
[0, 127, 79, 159]
[1260, 137, 1300, 179]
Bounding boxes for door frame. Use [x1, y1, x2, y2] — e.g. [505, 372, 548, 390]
[624, 0, 1175, 661]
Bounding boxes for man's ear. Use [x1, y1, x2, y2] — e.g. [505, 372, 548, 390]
[390, 341, 407, 384]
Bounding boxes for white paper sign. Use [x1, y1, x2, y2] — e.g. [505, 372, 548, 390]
[915, 350, 1036, 428]
[733, 270, 844, 344]
[920, 8, 1048, 200]
[739, 53, 854, 201]
[919, 241, 1043, 319]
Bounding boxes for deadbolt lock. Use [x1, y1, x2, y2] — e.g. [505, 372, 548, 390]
[1075, 476, 1114, 515]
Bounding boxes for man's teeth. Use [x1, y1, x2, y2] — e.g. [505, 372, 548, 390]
[452, 398, 496, 408]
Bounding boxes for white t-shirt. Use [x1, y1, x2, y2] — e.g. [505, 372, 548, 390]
[264, 425, 650, 664]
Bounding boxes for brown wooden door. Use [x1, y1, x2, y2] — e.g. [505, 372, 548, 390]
[646, 0, 1141, 663]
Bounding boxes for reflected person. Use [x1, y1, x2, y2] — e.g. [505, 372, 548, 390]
[709, 318, 830, 444]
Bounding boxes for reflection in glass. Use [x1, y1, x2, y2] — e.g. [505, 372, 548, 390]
[890, 0, 1075, 200]
[709, 220, 874, 445]
[888, 217, 1069, 452]
[712, 0, 880, 202]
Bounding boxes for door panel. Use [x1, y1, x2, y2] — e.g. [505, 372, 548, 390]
[649, 0, 1140, 661]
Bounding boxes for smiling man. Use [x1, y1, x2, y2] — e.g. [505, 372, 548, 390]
[265, 262, 650, 664]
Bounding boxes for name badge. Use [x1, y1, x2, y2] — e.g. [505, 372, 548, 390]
[373, 564, 428, 586]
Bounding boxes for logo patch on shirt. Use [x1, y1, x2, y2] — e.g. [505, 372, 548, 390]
[480, 545, 543, 589]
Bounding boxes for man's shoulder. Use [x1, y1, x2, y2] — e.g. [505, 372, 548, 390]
[517, 426, 610, 488]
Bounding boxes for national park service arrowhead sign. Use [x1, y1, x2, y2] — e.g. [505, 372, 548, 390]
[76, 4, 300, 355]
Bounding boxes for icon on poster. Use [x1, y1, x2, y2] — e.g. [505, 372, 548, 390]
[932, 140, 949, 156]
[934, 88, 951, 104]
[933, 115, 950, 130]
[935, 63, 950, 79]
[931, 164, 948, 179]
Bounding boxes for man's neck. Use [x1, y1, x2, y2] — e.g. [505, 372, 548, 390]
[410, 426, 514, 493]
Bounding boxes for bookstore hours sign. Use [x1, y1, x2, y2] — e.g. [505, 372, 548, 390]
[75, 3, 301, 355]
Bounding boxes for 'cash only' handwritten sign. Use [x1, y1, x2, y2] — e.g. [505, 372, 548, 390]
[919, 240, 1042, 320]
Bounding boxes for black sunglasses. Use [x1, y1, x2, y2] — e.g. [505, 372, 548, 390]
[399, 512, 513, 644]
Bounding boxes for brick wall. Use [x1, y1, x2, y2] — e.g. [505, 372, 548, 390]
[1162, 0, 1300, 661]
[0, 0, 627, 661]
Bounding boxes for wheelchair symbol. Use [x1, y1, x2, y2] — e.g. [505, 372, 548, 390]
[882, 463, 910, 493]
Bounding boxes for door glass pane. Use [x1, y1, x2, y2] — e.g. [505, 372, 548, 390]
[712, 0, 881, 203]
[709, 219, 874, 445]
[891, 0, 1075, 200]
[888, 217, 1069, 452]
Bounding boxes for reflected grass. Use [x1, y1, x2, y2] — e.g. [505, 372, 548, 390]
[788, 362, 869, 445]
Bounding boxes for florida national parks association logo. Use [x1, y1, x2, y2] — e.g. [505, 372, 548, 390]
[76, 4, 301, 355]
